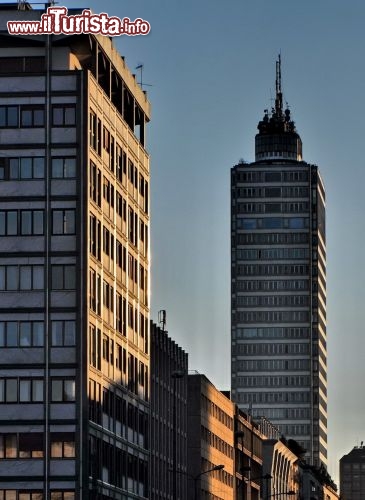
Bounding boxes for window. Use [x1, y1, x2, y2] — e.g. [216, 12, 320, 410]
[21, 211, 43, 235]
[50, 493, 74, 500]
[50, 433, 75, 458]
[51, 321, 76, 346]
[0, 321, 44, 347]
[51, 265, 76, 290]
[0, 157, 44, 180]
[0, 56, 45, 73]
[20, 107, 44, 127]
[52, 158, 76, 178]
[0, 265, 43, 291]
[0, 210, 43, 236]
[52, 210, 75, 235]
[0, 106, 18, 127]
[0, 434, 43, 458]
[51, 379, 75, 402]
[52, 106, 76, 126]
[0, 379, 43, 403]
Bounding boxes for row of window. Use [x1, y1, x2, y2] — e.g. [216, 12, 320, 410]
[234, 170, 309, 183]
[236, 264, 309, 276]
[0, 433, 75, 458]
[252, 407, 311, 420]
[235, 279, 309, 292]
[0, 378, 75, 403]
[234, 375, 311, 388]
[201, 394, 233, 431]
[0, 491, 74, 500]
[89, 380, 149, 447]
[237, 391, 310, 404]
[201, 458, 234, 488]
[0, 105, 75, 128]
[233, 359, 310, 371]
[234, 310, 310, 323]
[235, 201, 309, 214]
[89, 435, 148, 494]
[235, 294, 310, 308]
[0, 320, 75, 347]
[234, 343, 310, 356]
[201, 425, 233, 459]
[236, 216, 309, 230]
[234, 186, 309, 198]
[0, 210, 76, 236]
[234, 327, 310, 339]
[236, 247, 309, 261]
[89, 120, 149, 212]
[0, 157, 76, 181]
[234, 232, 309, 245]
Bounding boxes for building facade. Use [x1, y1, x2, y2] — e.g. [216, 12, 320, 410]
[150, 319, 188, 500]
[231, 56, 327, 466]
[187, 374, 235, 500]
[0, 4, 150, 500]
[340, 446, 365, 500]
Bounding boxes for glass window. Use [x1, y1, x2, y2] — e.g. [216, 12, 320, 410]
[53, 108, 64, 126]
[7, 107, 18, 127]
[20, 266, 32, 290]
[33, 109, 44, 127]
[33, 211, 43, 235]
[52, 211, 63, 235]
[6, 323, 17, 347]
[52, 159, 63, 178]
[0, 323, 4, 346]
[9, 159, 18, 179]
[64, 211, 75, 234]
[64, 321, 75, 346]
[33, 266, 44, 290]
[52, 322, 63, 346]
[32, 380, 43, 401]
[7, 266, 18, 290]
[64, 267, 75, 289]
[51, 441, 63, 457]
[20, 158, 32, 178]
[64, 380, 75, 401]
[242, 219, 257, 230]
[0, 213, 5, 235]
[0, 267, 5, 289]
[21, 211, 32, 235]
[33, 323, 44, 346]
[21, 109, 32, 127]
[6, 379, 17, 402]
[19, 380, 31, 401]
[7, 211, 17, 235]
[33, 158, 44, 178]
[51, 380, 63, 402]
[19, 322, 31, 346]
[64, 158, 76, 178]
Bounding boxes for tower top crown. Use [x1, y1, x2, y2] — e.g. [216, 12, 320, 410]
[255, 55, 302, 162]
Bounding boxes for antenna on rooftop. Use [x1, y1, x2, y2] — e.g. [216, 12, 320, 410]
[135, 64, 153, 89]
[158, 310, 166, 332]
[17, 0, 27, 9]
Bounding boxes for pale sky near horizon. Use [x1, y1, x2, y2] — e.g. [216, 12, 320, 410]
[23, 0, 365, 483]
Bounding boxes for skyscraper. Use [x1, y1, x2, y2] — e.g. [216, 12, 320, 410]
[231, 56, 327, 466]
[0, 4, 150, 499]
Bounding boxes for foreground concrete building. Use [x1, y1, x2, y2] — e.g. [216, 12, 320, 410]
[231, 56, 327, 466]
[0, 3, 150, 499]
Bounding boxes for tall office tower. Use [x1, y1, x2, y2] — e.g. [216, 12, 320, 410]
[231, 56, 327, 467]
[0, 4, 150, 499]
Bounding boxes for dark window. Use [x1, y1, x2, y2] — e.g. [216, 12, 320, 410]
[52, 210, 75, 235]
[51, 265, 76, 290]
[20, 107, 44, 127]
[52, 106, 76, 126]
[0, 106, 18, 127]
[52, 158, 76, 178]
[51, 321, 76, 346]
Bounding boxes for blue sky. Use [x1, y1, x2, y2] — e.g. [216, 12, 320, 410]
[78, 0, 363, 481]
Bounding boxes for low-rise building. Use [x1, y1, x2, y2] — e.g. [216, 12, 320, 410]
[340, 445, 365, 500]
[188, 374, 235, 500]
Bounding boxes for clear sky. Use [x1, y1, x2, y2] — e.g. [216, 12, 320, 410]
[73, 0, 363, 481]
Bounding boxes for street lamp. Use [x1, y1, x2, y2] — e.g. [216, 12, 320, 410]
[193, 464, 225, 500]
[171, 370, 185, 500]
[174, 464, 225, 500]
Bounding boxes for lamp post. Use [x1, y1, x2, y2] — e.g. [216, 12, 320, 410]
[171, 370, 185, 500]
[193, 464, 225, 500]
[174, 464, 225, 500]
